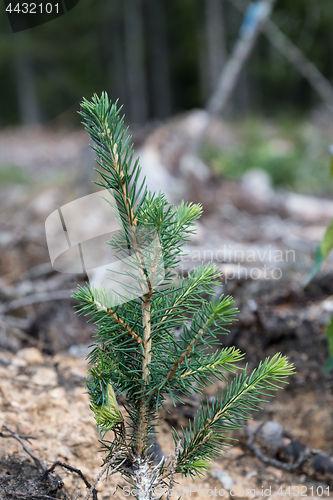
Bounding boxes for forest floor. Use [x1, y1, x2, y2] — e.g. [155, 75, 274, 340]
[0, 346, 330, 500]
[1, 116, 333, 499]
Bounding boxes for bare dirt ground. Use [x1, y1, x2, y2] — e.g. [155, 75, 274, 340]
[0, 346, 331, 499]
[1, 121, 333, 499]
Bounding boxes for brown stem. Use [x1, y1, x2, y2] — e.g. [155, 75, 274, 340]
[136, 294, 152, 456]
[142, 300, 152, 382]
[106, 306, 142, 344]
[111, 142, 138, 226]
[94, 298, 142, 343]
[134, 234, 160, 456]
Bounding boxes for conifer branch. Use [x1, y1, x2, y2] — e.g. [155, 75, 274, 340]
[149, 295, 237, 399]
[173, 354, 295, 476]
[180, 347, 244, 379]
[150, 264, 220, 336]
[151, 330, 201, 396]
[149, 318, 210, 398]
[94, 300, 142, 344]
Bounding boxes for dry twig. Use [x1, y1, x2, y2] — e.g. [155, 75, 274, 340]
[0, 289, 73, 314]
[39, 462, 97, 499]
[1, 424, 44, 472]
[246, 425, 308, 472]
[84, 452, 124, 500]
[166, 441, 181, 500]
[4, 493, 60, 499]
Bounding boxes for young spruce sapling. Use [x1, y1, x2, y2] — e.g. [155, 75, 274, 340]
[74, 93, 294, 499]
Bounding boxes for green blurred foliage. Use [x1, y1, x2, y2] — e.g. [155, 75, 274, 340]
[0, 165, 29, 185]
[324, 318, 333, 372]
[202, 116, 332, 194]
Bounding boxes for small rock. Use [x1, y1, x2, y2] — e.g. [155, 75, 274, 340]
[4, 412, 18, 424]
[50, 387, 66, 400]
[211, 469, 234, 490]
[17, 347, 44, 364]
[179, 154, 211, 183]
[57, 445, 75, 460]
[11, 356, 27, 367]
[135, 145, 181, 203]
[284, 192, 333, 223]
[265, 466, 283, 479]
[30, 187, 61, 216]
[31, 367, 57, 386]
[247, 299, 258, 313]
[0, 355, 11, 366]
[257, 420, 284, 457]
[68, 343, 93, 359]
[182, 109, 210, 139]
[17, 422, 33, 435]
[241, 169, 274, 203]
[223, 446, 244, 459]
[69, 364, 87, 379]
[321, 298, 333, 313]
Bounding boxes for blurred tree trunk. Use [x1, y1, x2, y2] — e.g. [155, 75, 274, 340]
[198, 31, 209, 103]
[147, 0, 172, 119]
[207, 0, 277, 117]
[231, 66, 250, 114]
[123, 0, 148, 123]
[14, 36, 40, 126]
[205, 0, 227, 95]
[221, 2, 250, 116]
[101, 0, 127, 109]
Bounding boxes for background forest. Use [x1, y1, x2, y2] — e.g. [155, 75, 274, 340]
[1, 0, 333, 126]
